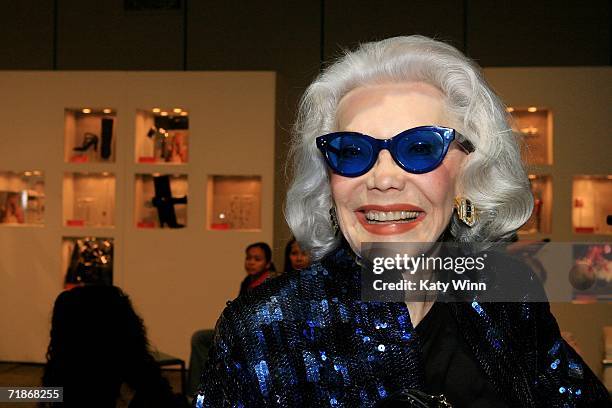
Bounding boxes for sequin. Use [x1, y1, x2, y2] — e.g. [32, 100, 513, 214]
[548, 339, 562, 356]
[303, 351, 319, 382]
[254, 360, 270, 397]
[377, 384, 387, 398]
[559, 386, 566, 394]
[550, 359, 560, 370]
[568, 360, 584, 379]
[338, 304, 349, 322]
[471, 301, 485, 316]
[195, 245, 610, 407]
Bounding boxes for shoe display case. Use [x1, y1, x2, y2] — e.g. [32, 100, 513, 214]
[572, 175, 612, 235]
[508, 106, 553, 166]
[62, 236, 114, 288]
[64, 108, 116, 163]
[207, 175, 262, 230]
[520, 175, 553, 234]
[134, 173, 188, 228]
[0, 170, 45, 225]
[135, 108, 189, 164]
[1, 71, 276, 364]
[63, 172, 116, 227]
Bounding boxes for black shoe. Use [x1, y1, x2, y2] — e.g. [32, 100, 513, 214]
[74, 133, 99, 152]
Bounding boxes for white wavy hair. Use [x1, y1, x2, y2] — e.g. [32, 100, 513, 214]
[285, 35, 533, 261]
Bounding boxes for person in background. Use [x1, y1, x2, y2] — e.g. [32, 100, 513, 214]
[189, 242, 276, 397]
[42, 285, 187, 407]
[283, 236, 311, 273]
[239, 242, 275, 296]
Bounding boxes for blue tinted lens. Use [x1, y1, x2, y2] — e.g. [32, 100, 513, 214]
[395, 130, 445, 172]
[327, 134, 373, 175]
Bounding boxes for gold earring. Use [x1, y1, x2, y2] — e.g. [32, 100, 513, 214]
[454, 197, 477, 227]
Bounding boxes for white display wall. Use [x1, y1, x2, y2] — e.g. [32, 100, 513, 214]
[484, 67, 611, 377]
[0, 71, 276, 363]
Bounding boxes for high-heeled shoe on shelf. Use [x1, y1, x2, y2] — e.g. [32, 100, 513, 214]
[73, 133, 99, 152]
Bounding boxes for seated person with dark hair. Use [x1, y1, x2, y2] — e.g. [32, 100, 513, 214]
[42, 285, 187, 408]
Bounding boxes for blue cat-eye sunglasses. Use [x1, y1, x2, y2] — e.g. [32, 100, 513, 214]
[316, 125, 475, 177]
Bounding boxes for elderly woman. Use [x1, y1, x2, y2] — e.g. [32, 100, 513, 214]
[196, 36, 609, 407]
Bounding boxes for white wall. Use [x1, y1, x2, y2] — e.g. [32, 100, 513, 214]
[484, 67, 612, 377]
[0, 71, 276, 363]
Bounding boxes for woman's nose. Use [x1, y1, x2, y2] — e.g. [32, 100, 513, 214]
[366, 149, 407, 191]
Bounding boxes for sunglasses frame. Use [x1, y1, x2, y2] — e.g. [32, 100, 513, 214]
[316, 125, 475, 177]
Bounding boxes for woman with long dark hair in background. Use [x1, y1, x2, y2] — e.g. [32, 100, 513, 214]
[42, 285, 186, 407]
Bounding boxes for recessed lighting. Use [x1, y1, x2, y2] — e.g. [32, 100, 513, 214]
[102, 172, 109, 176]
[173, 108, 182, 113]
[528, 174, 536, 180]
[103, 108, 112, 114]
[33, 171, 42, 176]
[506, 107, 514, 113]
[152, 108, 161, 113]
[527, 107, 537, 113]
[152, 173, 161, 177]
[24, 171, 33, 176]
[82, 108, 91, 114]
[160, 111, 168, 116]
[180, 111, 188, 116]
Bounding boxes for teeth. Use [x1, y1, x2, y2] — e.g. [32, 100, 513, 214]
[365, 210, 421, 222]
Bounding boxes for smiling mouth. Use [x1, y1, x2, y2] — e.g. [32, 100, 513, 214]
[364, 210, 423, 224]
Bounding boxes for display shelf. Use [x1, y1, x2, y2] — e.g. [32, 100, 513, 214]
[572, 175, 612, 235]
[64, 108, 117, 163]
[135, 108, 189, 164]
[207, 175, 262, 231]
[0, 170, 45, 226]
[520, 174, 553, 234]
[63, 172, 116, 228]
[62, 236, 114, 288]
[134, 173, 188, 228]
[508, 106, 553, 166]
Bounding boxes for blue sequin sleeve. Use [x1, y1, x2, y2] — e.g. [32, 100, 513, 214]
[194, 304, 262, 407]
[530, 301, 610, 406]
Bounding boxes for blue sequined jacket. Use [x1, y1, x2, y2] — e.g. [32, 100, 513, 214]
[196, 247, 610, 407]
